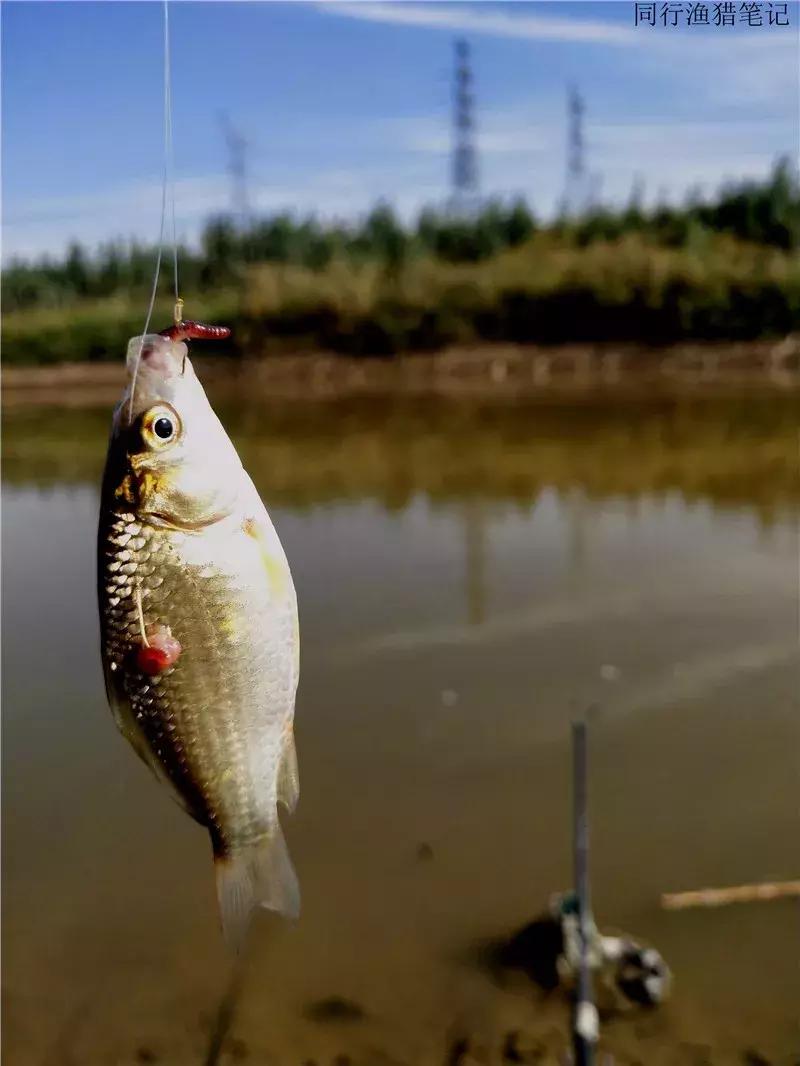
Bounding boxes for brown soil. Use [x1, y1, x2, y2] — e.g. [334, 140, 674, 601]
[3, 340, 799, 408]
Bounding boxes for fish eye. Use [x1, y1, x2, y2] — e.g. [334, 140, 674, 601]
[141, 404, 181, 449]
[154, 416, 174, 440]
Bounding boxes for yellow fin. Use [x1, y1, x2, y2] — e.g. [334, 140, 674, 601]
[277, 729, 299, 813]
[243, 516, 288, 599]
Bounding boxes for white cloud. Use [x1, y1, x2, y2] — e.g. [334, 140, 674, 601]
[697, 32, 800, 107]
[322, 2, 798, 111]
[2, 176, 228, 261]
[3, 110, 789, 262]
[384, 111, 551, 155]
[588, 118, 791, 205]
[383, 106, 791, 203]
[317, 2, 637, 44]
[5, 176, 228, 231]
[1, 162, 445, 261]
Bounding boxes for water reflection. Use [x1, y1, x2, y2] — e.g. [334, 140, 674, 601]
[463, 499, 488, 626]
[3, 392, 799, 519]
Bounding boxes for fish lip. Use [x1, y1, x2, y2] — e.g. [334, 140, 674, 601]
[141, 509, 233, 533]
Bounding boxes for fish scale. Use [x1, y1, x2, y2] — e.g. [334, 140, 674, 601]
[102, 508, 281, 846]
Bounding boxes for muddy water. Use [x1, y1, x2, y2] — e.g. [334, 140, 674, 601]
[2, 391, 798, 1066]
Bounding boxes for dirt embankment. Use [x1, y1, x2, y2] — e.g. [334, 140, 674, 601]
[2, 340, 799, 409]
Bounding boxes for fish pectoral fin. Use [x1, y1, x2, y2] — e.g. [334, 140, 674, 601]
[277, 730, 299, 814]
[242, 511, 291, 601]
[214, 824, 300, 952]
[108, 686, 161, 777]
[106, 680, 199, 821]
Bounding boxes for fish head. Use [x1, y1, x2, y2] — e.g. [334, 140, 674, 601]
[103, 334, 243, 529]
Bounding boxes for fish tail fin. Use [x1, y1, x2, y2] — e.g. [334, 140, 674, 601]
[213, 825, 300, 951]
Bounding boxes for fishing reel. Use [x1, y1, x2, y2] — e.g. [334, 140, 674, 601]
[613, 943, 671, 1007]
[551, 892, 672, 1009]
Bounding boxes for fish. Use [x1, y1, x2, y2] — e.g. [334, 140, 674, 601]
[97, 324, 300, 948]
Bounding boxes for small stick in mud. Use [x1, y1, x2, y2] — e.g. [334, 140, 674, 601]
[661, 880, 800, 910]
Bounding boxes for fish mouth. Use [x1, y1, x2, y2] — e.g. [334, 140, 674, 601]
[120, 335, 193, 428]
[142, 509, 233, 533]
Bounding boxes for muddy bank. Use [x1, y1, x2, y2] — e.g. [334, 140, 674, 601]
[2, 340, 799, 408]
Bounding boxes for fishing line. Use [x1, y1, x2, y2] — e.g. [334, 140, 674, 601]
[128, 0, 178, 421]
[166, 9, 180, 316]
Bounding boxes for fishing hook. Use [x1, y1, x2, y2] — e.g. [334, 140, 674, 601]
[160, 318, 231, 374]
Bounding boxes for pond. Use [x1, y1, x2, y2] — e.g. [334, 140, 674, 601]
[2, 387, 798, 1065]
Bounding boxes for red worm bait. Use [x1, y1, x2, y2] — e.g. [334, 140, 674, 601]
[136, 625, 182, 676]
[160, 320, 232, 342]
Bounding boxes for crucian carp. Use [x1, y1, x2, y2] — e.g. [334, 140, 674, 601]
[97, 322, 300, 949]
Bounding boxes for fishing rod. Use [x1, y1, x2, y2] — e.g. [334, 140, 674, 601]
[571, 718, 598, 1066]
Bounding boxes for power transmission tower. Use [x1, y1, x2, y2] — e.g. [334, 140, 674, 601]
[563, 85, 588, 218]
[220, 113, 251, 227]
[450, 38, 479, 216]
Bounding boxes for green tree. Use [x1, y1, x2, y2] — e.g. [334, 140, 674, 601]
[63, 242, 90, 298]
[201, 216, 240, 284]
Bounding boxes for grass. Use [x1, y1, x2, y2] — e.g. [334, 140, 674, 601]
[3, 233, 799, 364]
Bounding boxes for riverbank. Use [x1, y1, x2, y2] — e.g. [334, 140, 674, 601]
[4, 231, 800, 366]
[3, 339, 799, 409]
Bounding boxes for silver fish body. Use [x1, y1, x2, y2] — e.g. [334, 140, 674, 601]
[97, 333, 299, 946]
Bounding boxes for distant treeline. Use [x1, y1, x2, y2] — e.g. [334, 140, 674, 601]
[3, 158, 799, 314]
[3, 159, 799, 363]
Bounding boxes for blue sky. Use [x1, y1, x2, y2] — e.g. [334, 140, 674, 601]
[2, 1, 798, 261]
